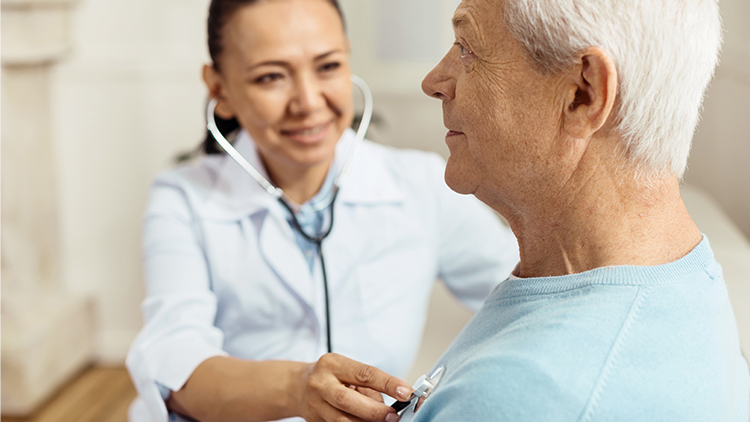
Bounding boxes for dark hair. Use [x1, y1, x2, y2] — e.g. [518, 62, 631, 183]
[202, 0, 346, 155]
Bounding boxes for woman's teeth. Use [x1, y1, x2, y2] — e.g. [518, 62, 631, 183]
[288, 124, 327, 136]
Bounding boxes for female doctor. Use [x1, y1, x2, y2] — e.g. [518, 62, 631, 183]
[126, 0, 518, 421]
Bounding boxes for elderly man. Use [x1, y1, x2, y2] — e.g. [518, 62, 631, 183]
[405, 0, 750, 420]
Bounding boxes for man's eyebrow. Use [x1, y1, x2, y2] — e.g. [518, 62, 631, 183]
[452, 11, 471, 30]
[452, 16, 466, 29]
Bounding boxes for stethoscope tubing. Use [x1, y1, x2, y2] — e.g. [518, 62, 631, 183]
[206, 100, 281, 199]
[205, 75, 374, 354]
[277, 190, 339, 354]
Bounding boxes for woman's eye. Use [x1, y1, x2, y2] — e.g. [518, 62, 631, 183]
[255, 73, 284, 84]
[319, 62, 341, 72]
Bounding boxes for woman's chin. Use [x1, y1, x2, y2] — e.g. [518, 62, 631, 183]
[284, 148, 337, 171]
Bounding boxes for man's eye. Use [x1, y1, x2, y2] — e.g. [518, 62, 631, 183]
[454, 42, 473, 58]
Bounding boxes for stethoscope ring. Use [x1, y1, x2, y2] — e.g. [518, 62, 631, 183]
[391, 365, 445, 415]
[413, 365, 443, 399]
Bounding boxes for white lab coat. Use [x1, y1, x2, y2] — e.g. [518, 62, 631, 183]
[126, 129, 519, 422]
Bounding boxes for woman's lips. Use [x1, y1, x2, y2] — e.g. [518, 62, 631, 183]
[281, 121, 332, 144]
[446, 130, 464, 137]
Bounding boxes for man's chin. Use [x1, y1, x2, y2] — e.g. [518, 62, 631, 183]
[444, 165, 477, 196]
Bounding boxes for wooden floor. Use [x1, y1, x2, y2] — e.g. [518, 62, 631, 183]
[2, 366, 137, 422]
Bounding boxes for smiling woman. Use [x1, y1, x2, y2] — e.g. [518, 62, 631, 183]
[125, 0, 520, 421]
[204, 0, 353, 204]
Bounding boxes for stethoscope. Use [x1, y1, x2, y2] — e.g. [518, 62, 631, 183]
[205, 74, 374, 354]
[392, 366, 445, 415]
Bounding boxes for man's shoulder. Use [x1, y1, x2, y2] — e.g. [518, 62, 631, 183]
[410, 294, 621, 421]
[411, 351, 589, 422]
[412, 272, 749, 421]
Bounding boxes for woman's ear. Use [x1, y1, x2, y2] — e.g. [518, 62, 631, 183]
[202, 64, 236, 120]
[562, 47, 618, 139]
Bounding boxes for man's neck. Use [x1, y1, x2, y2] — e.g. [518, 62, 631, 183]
[504, 162, 702, 278]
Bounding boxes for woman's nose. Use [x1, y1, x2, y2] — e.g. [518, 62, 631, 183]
[289, 75, 325, 116]
[422, 54, 456, 102]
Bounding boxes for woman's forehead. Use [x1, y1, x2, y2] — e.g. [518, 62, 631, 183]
[223, 0, 346, 65]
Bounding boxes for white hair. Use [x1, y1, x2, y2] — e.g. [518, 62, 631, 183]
[503, 0, 723, 178]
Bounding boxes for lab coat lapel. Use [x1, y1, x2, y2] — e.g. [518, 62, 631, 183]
[198, 129, 408, 309]
[199, 130, 316, 307]
[324, 136, 407, 294]
[257, 209, 316, 309]
[337, 135, 406, 205]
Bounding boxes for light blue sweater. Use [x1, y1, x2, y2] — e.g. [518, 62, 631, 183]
[406, 237, 749, 422]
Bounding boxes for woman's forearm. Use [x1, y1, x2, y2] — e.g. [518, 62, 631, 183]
[168, 356, 307, 422]
[167, 354, 412, 422]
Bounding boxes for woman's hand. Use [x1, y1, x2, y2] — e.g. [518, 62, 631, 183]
[294, 353, 413, 422]
[166, 355, 411, 422]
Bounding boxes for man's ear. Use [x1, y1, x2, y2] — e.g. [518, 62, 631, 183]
[202, 64, 236, 120]
[562, 47, 618, 139]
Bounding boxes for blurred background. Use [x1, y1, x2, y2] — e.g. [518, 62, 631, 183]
[2, 0, 749, 420]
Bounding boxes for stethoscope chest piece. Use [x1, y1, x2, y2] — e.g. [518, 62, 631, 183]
[392, 365, 445, 415]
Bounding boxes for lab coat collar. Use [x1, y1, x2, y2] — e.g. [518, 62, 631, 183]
[198, 130, 276, 221]
[198, 128, 405, 221]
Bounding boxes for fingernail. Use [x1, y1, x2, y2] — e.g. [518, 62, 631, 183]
[396, 386, 410, 400]
[385, 412, 399, 422]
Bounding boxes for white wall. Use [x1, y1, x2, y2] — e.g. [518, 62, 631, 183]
[684, 0, 750, 238]
[52, 0, 213, 362]
[51, 0, 750, 363]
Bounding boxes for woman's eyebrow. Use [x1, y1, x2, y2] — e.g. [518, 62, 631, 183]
[247, 60, 287, 71]
[314, 49, 345, 61]
[245, 49, 344, 73]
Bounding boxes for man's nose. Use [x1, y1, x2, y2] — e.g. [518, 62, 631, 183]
[422, 54, 456, 101]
